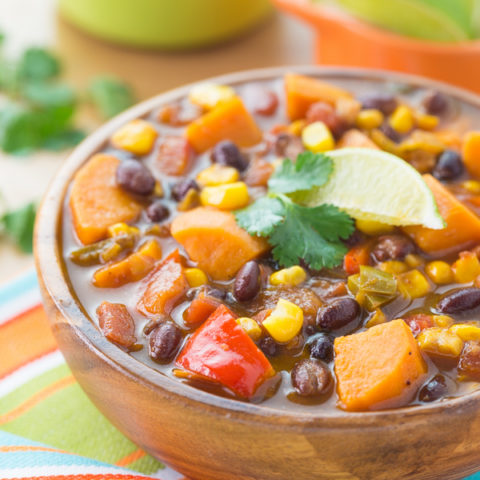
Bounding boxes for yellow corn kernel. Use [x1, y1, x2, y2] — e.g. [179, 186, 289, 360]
[452, 251, 480, 283]
[270, 266, 307, 287]
[154, 181, 164, 198]
[405, 254, 424, 268]
[417, 327, 463, 357]
[378, 260, 408, 275]
[450, 323, 480, 342]
[302, 121, 335, 153]
[288, 120, 306, 136]
[356, 218, 395, 236]
[433, 315, 454, 328]
[356, 109, 384, 130]
[425, 260, 454, 284]
[365, 308, 386, 328]
[463, 180, 480, 194]
[177, 188, 200, 211]
[262, 298, 304, 344]
[196, 164, 239, 187]
[107, 222, 140, 238]
[415, 113, 439, 131]
[236, 317, 262, 341]
[389, 105, 415, 134]
[188, 83, 236, 110]
[200, 182, 249, 210]
[184, 268, 208, 287]
[111, 119, 158, 155]
[397, 269, 431, 299]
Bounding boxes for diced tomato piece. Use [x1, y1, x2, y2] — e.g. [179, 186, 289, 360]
[244, 157, 274, 187]
[137, 249, 188, 316]
[244, 86, 279, 116]
[156, 136, 195, 176]
[183, 293, 220, 326]
[459, 341, 480, 380]
[404, 314, 434, 337]
[176, 305, 274, 398]
[344, 244, 370, 275]
[97, 301, 136, 348]
[157, 102, 203, 127]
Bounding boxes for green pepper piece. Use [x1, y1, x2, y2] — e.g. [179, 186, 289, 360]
[359, 265, 397, 296]
[70, 234, 135, 266]
[347, 273, 361, 295]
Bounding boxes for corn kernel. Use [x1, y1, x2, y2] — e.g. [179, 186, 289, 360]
[433, 315, 454, 328]
[389, 105, 415, 134]
[188, 83, 236, 110]
[415, 113, 439, 131]
[288, 120, 306, 136]
[177, 188, 200, 211]
[302, 121, 335, 153]
[450, 323, 480, 342]
[365, 308, 386, 328]
[270, 266, 307, 287]
[356, 109, 384, 130]
[463, 180, 480, 194]
[200, 182, 249, 210]
[236, 317, 262, 341]
[111, 119, 158, 155]
[356, 218, 395, 236]
[196, 164, 239, 187]
[397, 269, 431, 299]
[107, 222, 140, 237]
[262, 298, 304, 344]
[405, 254, 424, 268]
[452, 251, 480, 283]
[378, 260, 408, 275]
[154, 181, 164, 198]
[184, 268, 208, 287]
[425, 261, 454, 284]
[417, 327, 463, 357]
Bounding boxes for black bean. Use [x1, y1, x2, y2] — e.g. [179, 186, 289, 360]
[116, 159, 155, 196]
[433, 150, 464, 181]
[145, 201, 170, 222]
[380, 123, 403, 143]
[437, 288, 480, 314]
[310, 334, 334, 362]
[205, 286, 227, 300]
[273, 133, 304, 160]
[149, 322, 182, 363]
[371, 234, 415, 262]
[233, 261, 261, 302]
[422, 91, 448, 115]
[291, 359, 330, 396]
[419, 375, 448, 402]
[171, 179, 199, 201]
[259, 336, 277, 356]
[358, 93, 398, 116]
[317, 297, 360, 330]
[344, 229, 366, 247]
[211, 140, 248, 171]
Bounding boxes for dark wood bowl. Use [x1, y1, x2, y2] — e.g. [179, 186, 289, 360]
[34, 66, 480, 480]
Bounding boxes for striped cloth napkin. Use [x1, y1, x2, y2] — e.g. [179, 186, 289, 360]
[1, 268, 479, 479]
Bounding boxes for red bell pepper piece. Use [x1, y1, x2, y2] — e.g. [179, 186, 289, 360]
[176, 305, 274, 398]
[344, 244, 370, 275]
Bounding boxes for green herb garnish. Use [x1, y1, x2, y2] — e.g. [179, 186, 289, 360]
[88, 75, 136, 119]
[0, 201, 36, 253]
[235, 152, 354, 270]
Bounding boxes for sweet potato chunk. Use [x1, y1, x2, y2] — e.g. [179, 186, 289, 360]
[185, 97, 262, 153]
[463, 131, 480, 179]
[183, 292, 221, 326]
[93, 239, 162, 288]
[285, 73, 352, 121]
[70, 154, 142, 244]
[403, 174, 480, 253]
[137, 250, 188, 316]
[171, 207, 269, 280]
[97, 301, 136, 348]
[334, 319, 426, 411]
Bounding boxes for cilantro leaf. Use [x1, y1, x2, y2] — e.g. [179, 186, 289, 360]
[89, 75, 135, 119]
[268, 151, 333, 194]
[42, 129, 86, 151]
[1, 202, 36, 253]
[235, 196, 284, 237]
[18, 47, 60, 81]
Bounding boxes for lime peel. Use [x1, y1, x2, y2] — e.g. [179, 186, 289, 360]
[293, 147, 446, 230]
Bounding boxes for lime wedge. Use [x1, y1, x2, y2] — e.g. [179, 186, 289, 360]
[294, 148, 445, 229]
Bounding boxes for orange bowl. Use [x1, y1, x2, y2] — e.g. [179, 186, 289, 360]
[273, 0, 480, 94]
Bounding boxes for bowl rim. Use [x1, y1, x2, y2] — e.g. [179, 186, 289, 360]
[35, 65, 480, 427]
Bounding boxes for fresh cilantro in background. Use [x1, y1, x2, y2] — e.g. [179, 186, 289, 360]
[0, 201, 36, 253]
[89, 75, 136, 119]
[235, 153, 354, 270]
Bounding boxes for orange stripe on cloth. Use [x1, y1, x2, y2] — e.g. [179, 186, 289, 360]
[0, 304, 58, 379]
[116, 448, 147, 467]
[0, 375, 75, 425]
[0, 445, 68, 453]
[12, 476, 153, 480]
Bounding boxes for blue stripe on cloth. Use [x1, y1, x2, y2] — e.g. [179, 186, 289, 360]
[0, 269, 37, 305]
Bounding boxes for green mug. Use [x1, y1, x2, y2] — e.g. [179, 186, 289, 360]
[58, 0, 273, 49]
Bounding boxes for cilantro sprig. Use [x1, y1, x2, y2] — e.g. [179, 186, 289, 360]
[0, 196, 36, 253]
[235, 152, 354, 270]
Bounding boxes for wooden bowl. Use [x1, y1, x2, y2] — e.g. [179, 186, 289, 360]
[35, 66, 480, 480]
